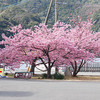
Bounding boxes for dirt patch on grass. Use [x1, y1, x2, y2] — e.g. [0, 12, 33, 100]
[65, 75, 100, 80]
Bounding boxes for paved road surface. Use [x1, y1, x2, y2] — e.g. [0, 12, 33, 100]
[0, 79, 100, 100]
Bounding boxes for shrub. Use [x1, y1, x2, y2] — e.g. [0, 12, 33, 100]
[53, 73, 65, 80]
[42, 73, 52, 79]
[42, 73, 65, 79]
[42, 73, 47, 79]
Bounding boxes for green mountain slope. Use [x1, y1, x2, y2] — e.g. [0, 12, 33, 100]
[1, 0, 100, 21]
[0, 0, 100, 42]
[16, 0, 100, 22]
[18, 0, 100, 32]
[0, 6, 41, 41]
[1, 0, 100, 24]
[92, 9, 100, 32]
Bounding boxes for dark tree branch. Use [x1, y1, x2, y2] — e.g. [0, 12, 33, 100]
[35, 66, 47, 72]
[49, 47, 57, 52]
[76, 60, 86, 75]
[72, 60, 77, 76]
[39, 57, 48, 70]
[33, 46, 43, 51]
[50, 60, 56, 68]
[36, 62, 48, 66]
[76, 59, 84, 74]
[70, 61, 74, 69]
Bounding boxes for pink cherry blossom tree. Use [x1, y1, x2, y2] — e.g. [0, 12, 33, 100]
[0, 25, 38, 73]
[63, 17, 100, 76]
[0, 23, 76, 78]
[1, 17, 100, 78]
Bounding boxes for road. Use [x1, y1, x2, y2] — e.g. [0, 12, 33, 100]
[0, 79, 100, 100]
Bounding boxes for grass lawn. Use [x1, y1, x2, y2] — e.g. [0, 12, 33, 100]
[6, 73, 100, 80]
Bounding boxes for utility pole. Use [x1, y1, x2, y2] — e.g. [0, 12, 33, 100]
[45, 0, 58, 24]
[55, 0, 58, 23]
[44, 0, 53, 25]
[45, 0, 67, 24]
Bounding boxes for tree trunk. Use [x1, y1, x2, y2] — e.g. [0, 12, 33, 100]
[72, 61, 77, 77]
[30, 62, 36, 75]
[30, 58, 37, 75]
[72, 71, 77, 77]
[47, 67, 51, 79]
[72, 60, 86, 77]
[72, 68, 77, 77]
[55, 67, 59, 74]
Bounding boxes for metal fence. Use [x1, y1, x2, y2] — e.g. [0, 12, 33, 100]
[80, 62, 100, 72]
[70, 62, 100, 72]
[80, 67, 100, 72]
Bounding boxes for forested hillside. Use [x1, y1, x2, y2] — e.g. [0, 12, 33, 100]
[0, 6, 41, 41]
[0, 0, 100, 41]
[17, 0, 100, 24]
